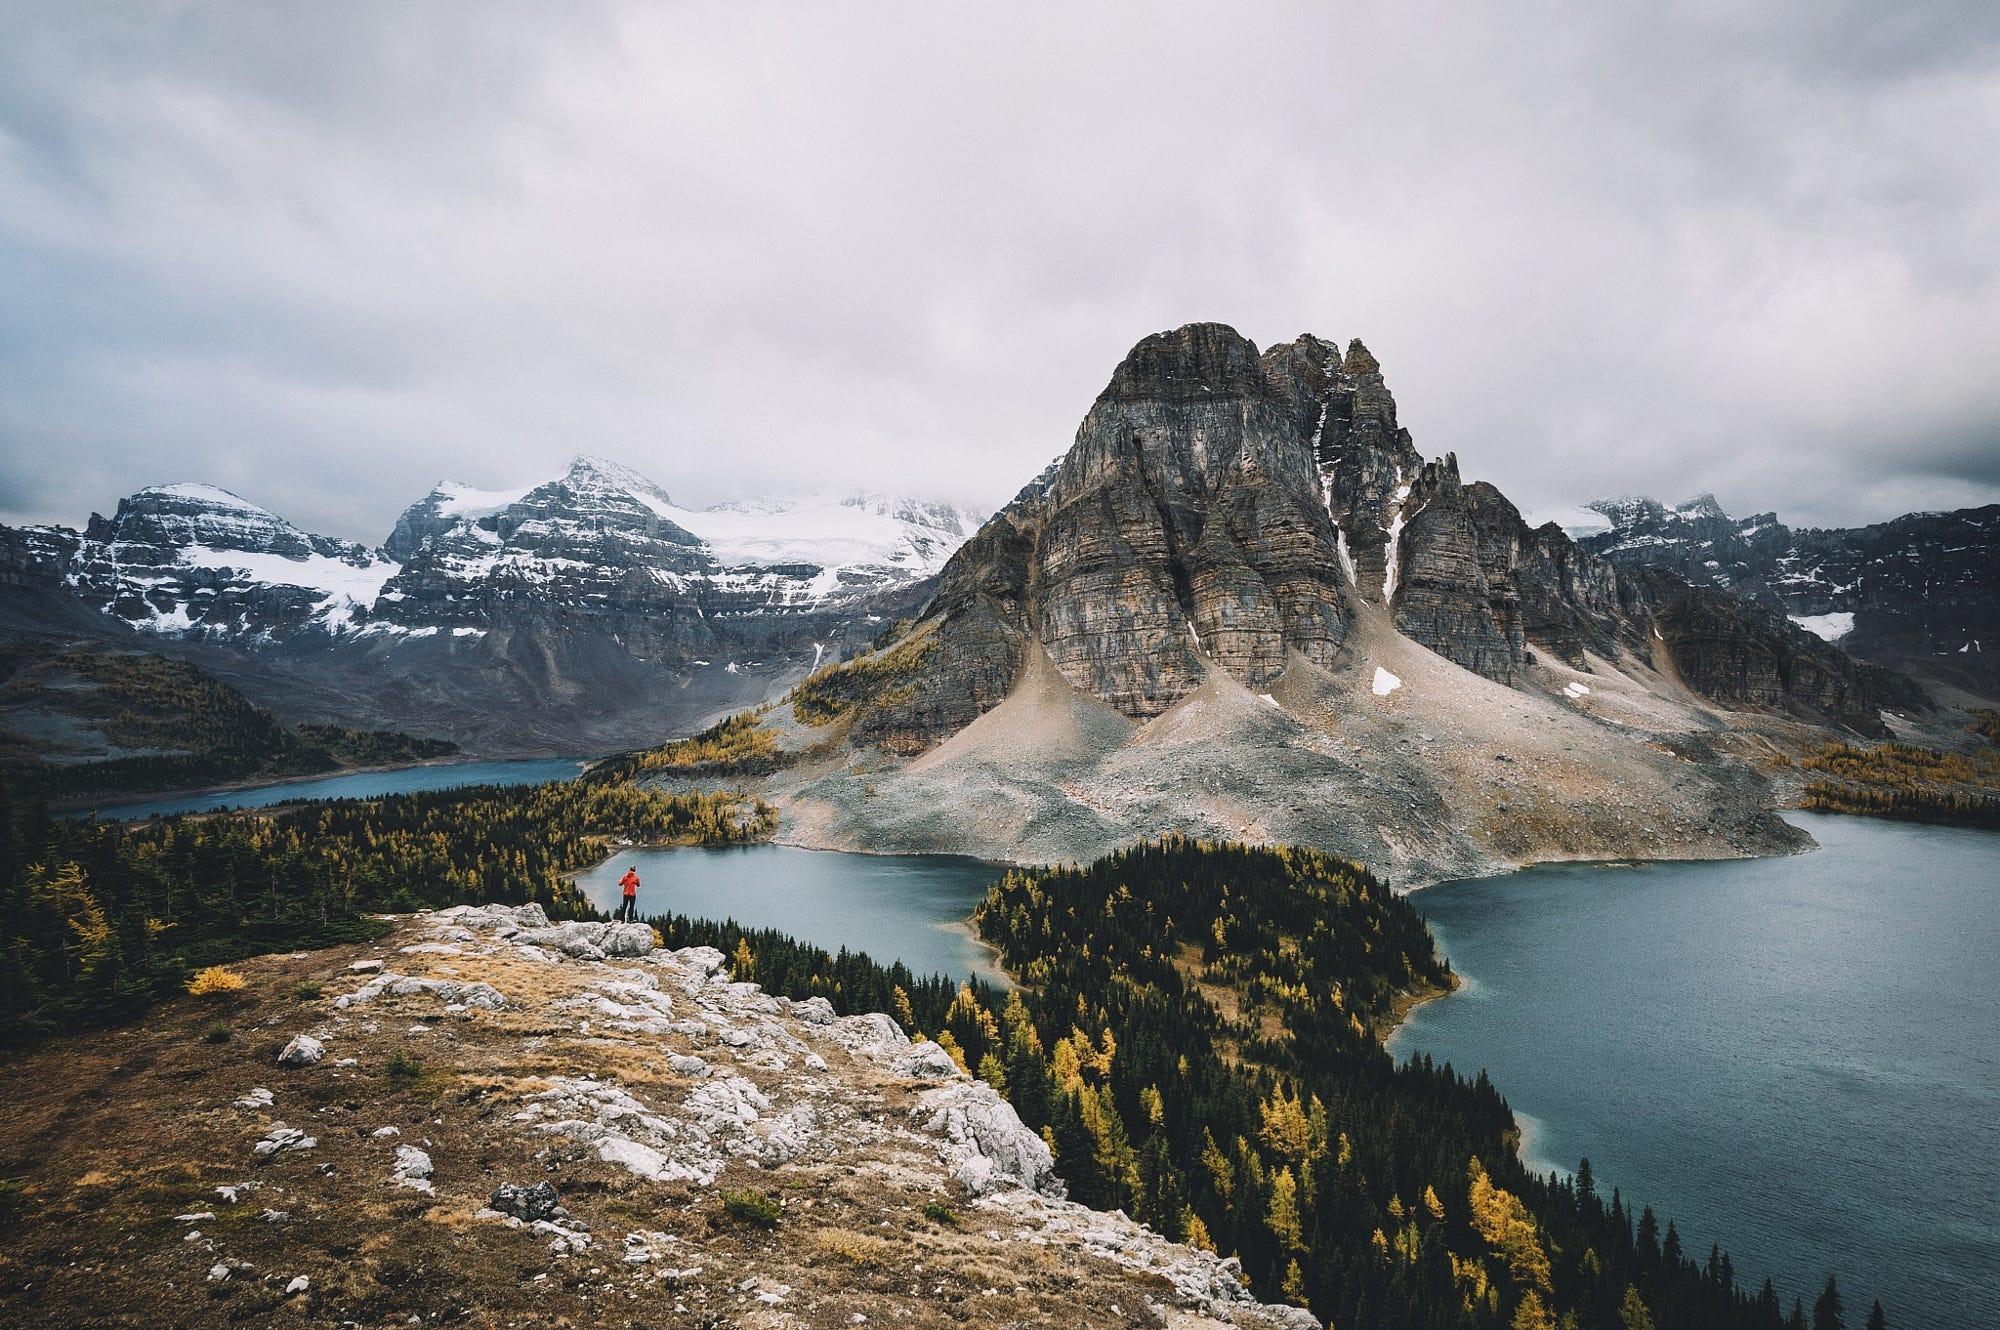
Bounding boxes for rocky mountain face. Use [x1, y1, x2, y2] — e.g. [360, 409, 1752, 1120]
[0, 461, 981, 753]
[1638, 573, 1930, 730]
[718, 325, 1977, 883]
[1575, 495, 1999, 691]
[837, 323, 1918, 753]
[65, 483, 401, 639]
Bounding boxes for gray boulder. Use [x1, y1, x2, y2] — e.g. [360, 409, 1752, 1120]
[489, 1180, 566, 1223]
[911, 1081, 1059, 1196]
[277, 1035, 324, 1067]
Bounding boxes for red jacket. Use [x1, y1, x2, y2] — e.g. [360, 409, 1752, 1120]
[618, 869, 640, 897]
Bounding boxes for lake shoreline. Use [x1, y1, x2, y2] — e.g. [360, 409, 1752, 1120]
[50, 753, 480, 815]
[937, 914, 1016, 990]
[61, 755, 591, 821]
[571, 843, 1010, 987]
[1378, 971, 1461, 1045]
[1385, 812, 1998, 1327]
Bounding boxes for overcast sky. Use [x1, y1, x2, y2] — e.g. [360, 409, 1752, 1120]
[3, 2, 1997, 543]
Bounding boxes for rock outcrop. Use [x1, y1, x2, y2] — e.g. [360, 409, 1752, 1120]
[0, 903, 1325, 1328]
[1645, 578, 1931, 733]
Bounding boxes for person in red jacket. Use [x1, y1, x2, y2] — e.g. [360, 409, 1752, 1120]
[616, 866, 640, 923]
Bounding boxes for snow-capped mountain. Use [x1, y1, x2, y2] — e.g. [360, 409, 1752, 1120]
[65, 484, 400, 638]
[1574, 493, 1999, 686]
[3, 459, 985, 752]
[381, 457, 980, 628]
[46, 459, 980, 647]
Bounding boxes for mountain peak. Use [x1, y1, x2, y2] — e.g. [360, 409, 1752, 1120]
[1674, 493, 1728, 521]
[1100, 323, 1265, 402]
[545, 454, 678, 520]
[132, 482, 276, 517]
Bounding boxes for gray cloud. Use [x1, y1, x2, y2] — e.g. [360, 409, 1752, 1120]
[2, 1, 1997, 542]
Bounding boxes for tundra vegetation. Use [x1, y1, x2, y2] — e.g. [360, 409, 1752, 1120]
[587, 710, 788, 783]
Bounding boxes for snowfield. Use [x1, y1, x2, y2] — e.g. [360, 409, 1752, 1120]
[177, 546, 400, 628]
[1788, 611, 1855, 642]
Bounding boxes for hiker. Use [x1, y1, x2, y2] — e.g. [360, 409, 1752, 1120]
[617, 866, 640, 923]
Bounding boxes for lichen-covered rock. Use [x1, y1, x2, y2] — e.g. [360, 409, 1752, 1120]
[276, 1035, 324, 1067]
[431, 902, 551, 935]
[891, 1041, 960, 1080]
[489, 1180, 565, 1223]
[790, 996, 836, 1026]
[830, 1012, 908, 1055]
[335, 972, 505, 1011]
[391, 1145, 435, 1194]
[910, 1081, 1059, 1196]
[600, 922, 656, 956]
[252, 1124, 316, 1158]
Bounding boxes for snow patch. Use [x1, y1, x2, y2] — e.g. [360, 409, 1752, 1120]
[176, 546, 400, 632]
[1788, 612, 1855, 642]
[1371, 667, 1402, 697]
[1382, 468, 1410, 603]
[432, 480, 534, 519]
[1334, 525, 1358, 588]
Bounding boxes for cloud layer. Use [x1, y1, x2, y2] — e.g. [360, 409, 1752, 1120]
[3, 1, 1997, 541]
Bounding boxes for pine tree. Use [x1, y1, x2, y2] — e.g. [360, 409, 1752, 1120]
[1267, 1166, 1304, 1250]
[1281, 1258, 1307, 1306]
[1813, 1277, 1844, 1330]
[1512, 1289, 1556, 1330]
[1619, 1285, 1656, 1330]
[1865, 1300, 1886, 1330]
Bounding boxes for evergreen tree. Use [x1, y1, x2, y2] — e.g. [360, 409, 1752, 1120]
[1619, 1286, 1656, 1330]
[1812, 1277, 1844, 1330]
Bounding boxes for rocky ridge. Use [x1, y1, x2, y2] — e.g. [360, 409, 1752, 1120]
[0, 460, 983, 753]
[1573, 495, 2000, 692]
[0, 904, 1313, 1329]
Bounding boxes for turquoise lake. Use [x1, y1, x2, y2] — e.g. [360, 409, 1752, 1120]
[1389, 812, 1999, 1330]
[72, 757, 587, 820]
[575, 844, 1009, 985]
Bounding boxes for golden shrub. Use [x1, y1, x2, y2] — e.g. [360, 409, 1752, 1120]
[186, 966, 248, 997]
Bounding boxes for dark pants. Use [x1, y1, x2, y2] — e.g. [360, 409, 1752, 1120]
[617, 895, 637, 923]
